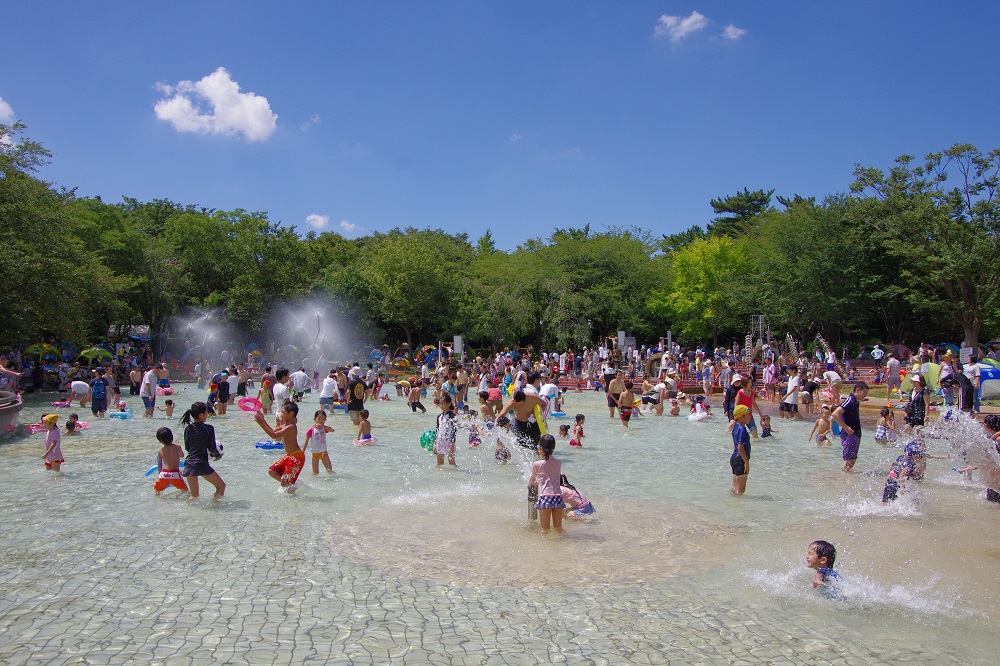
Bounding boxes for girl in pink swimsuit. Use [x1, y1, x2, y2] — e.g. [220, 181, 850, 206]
[529, 435, 564, 534]
[41, 414, 64, 472]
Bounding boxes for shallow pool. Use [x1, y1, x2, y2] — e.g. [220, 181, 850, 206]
[0, 388, 996, 664]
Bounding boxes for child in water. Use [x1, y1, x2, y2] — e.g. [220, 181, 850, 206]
[157, 399, 175, 419]
[560, 474, 595, 517]
[408, 381, 427, 413]
[957, 414, 1000, 503]
[806, 540, 841, 591]
[558, 424, 570, 439]
[304, 410, 334, 474]
[729, 405, 752, 495]
[41, 414, 63, 472]
[760, 415, 777, 438]
[882, 441, 926, 502]
[255, 402, 304, 491]
[153, 427, 188, 496]
[356, 409, 374, 445]
[529, 434, 564, 534]
[179, 402, 225, 500]
[808, 405, 833, 446]
[617, 381, 635, 427]
[65, 413, 81, 436]
[494, 415, 511, 464]
[434, 394, 457, 466]
[257, 380, 273, 415]
[467, 416, 483, 448]
[206, 383, 219, 413]
[570, 414, 585, 447]
[873, 407, 898, 446]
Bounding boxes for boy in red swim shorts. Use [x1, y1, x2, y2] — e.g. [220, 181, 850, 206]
[254, 402, 304, 491]
[153, 427, 188, 495]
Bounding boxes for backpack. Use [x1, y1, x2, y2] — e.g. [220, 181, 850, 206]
[91, 378, 107, 400]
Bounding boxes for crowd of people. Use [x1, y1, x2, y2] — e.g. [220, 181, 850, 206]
[15, 332, 1000, 599]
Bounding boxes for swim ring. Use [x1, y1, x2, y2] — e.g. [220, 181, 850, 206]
[109, 409, 134, 419]
[26, 424, 46, 433]
[238, 397, 262, 412]
[256, 441, 284, 450]
[51, 401, 71, 408]
[155, 387, 175, 396]
[144, 460, 186, 477]
[354, 437, 378, 446]
[550, 412, 566, 418]
[420, 430, 436, 451]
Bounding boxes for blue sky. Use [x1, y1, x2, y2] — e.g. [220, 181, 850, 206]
[3, 2, 998, 249]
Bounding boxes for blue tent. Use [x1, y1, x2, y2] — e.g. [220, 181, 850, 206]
[979, 364, 1000, 399]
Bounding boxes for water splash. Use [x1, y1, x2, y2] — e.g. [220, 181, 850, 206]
[748, 563, 982, 619]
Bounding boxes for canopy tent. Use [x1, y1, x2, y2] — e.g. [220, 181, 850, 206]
[24, 343, 58, 356]
[79, 346, 113, 361]
[979, 365, 1000, 399]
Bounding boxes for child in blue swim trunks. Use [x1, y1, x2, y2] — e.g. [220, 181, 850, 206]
[356, 409, 373, 443]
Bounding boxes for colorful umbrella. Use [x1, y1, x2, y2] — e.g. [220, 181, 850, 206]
[79, 346, 114, 360]
[24, 343, 58, 355]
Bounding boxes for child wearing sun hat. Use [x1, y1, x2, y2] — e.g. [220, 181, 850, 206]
[41, 414, 64, 472]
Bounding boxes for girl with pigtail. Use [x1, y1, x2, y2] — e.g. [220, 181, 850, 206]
[180, 402, 226, 500]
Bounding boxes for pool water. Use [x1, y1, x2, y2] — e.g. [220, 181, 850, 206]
[1, 388, 996, 664]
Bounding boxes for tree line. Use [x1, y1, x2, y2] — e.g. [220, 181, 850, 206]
[2, 122, 998, 353]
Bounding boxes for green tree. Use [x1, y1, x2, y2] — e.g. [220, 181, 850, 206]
[356, 233, 466, 347]
[0, 124, 122, 342]
[851, 144, 1000, 349]
[661, 224, 706, 253]
[648, 235, 752, 346]
[707, 187, 774, 237]
[751, 201, 864, 345]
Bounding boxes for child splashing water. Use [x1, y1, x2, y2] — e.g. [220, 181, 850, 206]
[529, 434, 564, 534]
[304, 410, 334, 474]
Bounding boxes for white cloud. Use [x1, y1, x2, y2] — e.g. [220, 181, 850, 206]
[0, 97, 15, 124]
[306, 213, 330, 230]
[510, 133, 523, 143]
[722, 24, 747, 41]
[300, 114, 321, 131]
[154, 67, 277, 142]
[654, 11, 709, 42]
[339, 220, 358, 233]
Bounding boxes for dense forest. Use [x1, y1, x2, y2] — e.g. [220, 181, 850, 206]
[2, 122, 999, 353]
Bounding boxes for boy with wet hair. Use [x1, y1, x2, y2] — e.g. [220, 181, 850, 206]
[807, 540, 841, 589]
[255, 401, 304, 491]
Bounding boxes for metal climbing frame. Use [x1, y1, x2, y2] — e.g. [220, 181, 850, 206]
[749, 315, 770, 347]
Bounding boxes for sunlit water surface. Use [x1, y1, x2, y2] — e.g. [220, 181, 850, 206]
[1, 387, 997, 664]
